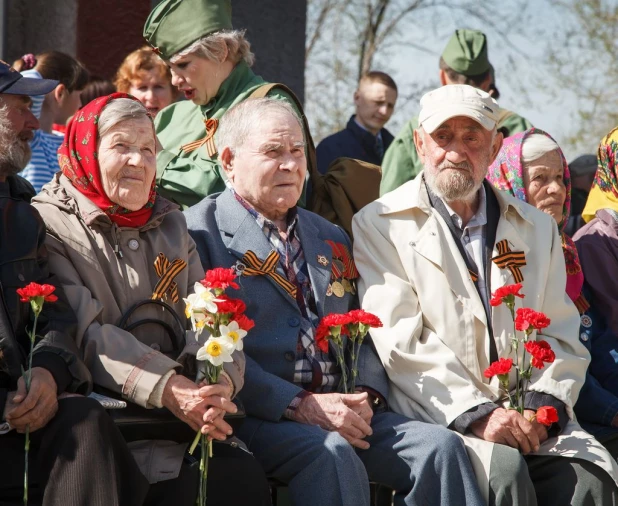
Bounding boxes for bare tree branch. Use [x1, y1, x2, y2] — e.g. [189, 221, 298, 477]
[306, 0, 337, 59]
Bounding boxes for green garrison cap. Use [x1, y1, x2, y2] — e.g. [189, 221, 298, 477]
[441, 29, 490, 77]
[143, 0, 233, 60]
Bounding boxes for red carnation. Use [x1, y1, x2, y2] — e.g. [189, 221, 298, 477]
[524, 340, 556, 369]
[321, 313, 354, 328]
[315, 313, 352, 352]
[515, 308, 551, 333]
[535, 405, 559, 427]
[233, 314, 255, 332]
[490, 283, 524, 307]
[346, 309, 383, 328]
[215, 295, 246, 316]
[16, 283, 58, 303]
[202, 267, 239, 290]
[483, 358, 513, 379]
[315, 326, 330, 353]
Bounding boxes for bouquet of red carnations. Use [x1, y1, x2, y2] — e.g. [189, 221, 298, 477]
[485, 283, 559, 427]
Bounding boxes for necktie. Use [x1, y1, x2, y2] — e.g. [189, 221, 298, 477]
[375, 134, 384, 159]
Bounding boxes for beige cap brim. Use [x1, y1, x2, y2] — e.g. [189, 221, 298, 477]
[420, 105, 497, 134]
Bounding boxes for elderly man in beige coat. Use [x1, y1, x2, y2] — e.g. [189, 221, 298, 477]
[353, 84, 618, 506]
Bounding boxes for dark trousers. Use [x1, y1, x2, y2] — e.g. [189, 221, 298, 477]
[0, 397, 149, 506]
[144, 442, 272, 506]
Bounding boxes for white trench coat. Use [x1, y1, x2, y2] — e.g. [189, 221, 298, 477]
[353, 174, 618, 501]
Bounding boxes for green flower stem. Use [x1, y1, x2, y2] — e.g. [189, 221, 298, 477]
[513, 319, 523, 415]
[189, 430, 201, 455]
[192, 358, 221, 505]
[338, 348, 348, 394]
[350, 332, 366, 393]
[23, 309, 40, 506]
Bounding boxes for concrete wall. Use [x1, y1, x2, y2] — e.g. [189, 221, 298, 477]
[2, 0, 306, 103]
[233, 1, 306, 103]
[5, 0, 77, 63]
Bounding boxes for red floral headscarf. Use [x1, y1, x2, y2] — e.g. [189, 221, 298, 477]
[57, 92, 156, 228]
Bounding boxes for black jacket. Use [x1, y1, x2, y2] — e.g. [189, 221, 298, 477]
[0, 176, 91, 415]
[316, 115, 394, 175]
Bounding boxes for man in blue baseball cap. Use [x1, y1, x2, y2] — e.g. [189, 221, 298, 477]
[0, 61, 58, 178]
[0, 60, 149, 505]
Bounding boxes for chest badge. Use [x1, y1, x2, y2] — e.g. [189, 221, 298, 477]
[580, 314, 593, 329]
[317, 255, 329, 266]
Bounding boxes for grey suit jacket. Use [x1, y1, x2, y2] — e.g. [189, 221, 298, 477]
[184, 189, 388, 421]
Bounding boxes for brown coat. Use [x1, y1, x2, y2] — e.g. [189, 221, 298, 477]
[31, 174, 244, 407]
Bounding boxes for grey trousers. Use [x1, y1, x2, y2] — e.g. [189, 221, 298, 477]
[236, 410, 485, 506]
[489, 443, 618, 506]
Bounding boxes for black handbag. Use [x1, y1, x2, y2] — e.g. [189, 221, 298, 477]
[100, 299, 245, 442]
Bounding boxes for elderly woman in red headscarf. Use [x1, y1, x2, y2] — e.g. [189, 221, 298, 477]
[31, 94, 271, 506]
[487, 127, 618, 455]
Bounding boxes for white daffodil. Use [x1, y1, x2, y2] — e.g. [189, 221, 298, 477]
[196, 337, 234, 366]
[219, 321, 247, 351]
[191, 282, 219, 313]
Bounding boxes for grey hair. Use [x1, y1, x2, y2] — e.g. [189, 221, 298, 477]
[98, 98, 153, 138]
[170, 29, 255, 67]
[522, 133, 560, 164]
[216, 97, 304, 154]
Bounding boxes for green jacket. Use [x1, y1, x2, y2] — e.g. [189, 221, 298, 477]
[155, 61, 297, 209]
[379, 109, 533, 196]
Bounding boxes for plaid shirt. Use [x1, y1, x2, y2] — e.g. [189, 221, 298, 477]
[233, 192, 340, 393]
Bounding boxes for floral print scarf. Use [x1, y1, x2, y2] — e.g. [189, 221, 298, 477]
[57, 92, 156, 228]
[582, 127, 618, 223]
[487, 128, 588, 313]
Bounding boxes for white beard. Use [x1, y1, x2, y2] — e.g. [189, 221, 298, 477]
[424, 160, 485, 203]
[0, 105, 32, 176]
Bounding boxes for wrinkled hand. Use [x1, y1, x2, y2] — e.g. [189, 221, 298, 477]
[5, 367, 58, 433]
[161, 375, 237, 440]
[351, 389, 375, 425]
[470, 408, 541, 454]
[524, 409, 549, 446]
[197, 375, 234, 437]
[292, 392, 373, 450]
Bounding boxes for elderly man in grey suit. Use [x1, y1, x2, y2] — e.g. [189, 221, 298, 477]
[184, 97, 485, 506]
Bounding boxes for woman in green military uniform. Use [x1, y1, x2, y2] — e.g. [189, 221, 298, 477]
[144, 0, 302, 209]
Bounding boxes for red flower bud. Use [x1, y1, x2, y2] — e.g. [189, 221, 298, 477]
[535, 406, 559, 426]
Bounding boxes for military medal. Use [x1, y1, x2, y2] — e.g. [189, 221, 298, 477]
[331, 281, 345, 297]
[342, 278, 352, 293]
[580, 315, 592, 329]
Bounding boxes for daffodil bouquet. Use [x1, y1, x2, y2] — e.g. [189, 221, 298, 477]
[183, 267, 254, 506]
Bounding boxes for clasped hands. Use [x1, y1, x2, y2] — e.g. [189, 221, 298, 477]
[161, 374, 237, 441]
[291, 391, 374, 450]
[470, 407, 549, 455]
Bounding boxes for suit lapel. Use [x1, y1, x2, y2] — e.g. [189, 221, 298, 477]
[215, 190, 298, 309]
[412, 212, 488, 327]
[295, 212, 332, 318]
